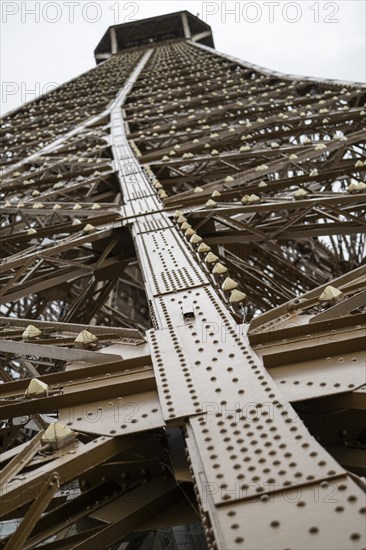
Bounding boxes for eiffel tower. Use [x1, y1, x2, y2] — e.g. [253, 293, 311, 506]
[0, 11, 365, 550]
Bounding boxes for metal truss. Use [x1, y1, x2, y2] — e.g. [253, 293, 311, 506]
[0, 12, 365, 550]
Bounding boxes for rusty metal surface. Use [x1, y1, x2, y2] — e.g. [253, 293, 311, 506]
[1, 10, 365, 550]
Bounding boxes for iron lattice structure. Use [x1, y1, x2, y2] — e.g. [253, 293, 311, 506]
[0, 11, 365, 550]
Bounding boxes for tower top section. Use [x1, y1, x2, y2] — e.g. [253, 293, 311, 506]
[94, 11, 214, 63]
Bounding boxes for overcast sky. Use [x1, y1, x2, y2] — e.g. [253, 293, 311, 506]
[1, 1, 365, 115]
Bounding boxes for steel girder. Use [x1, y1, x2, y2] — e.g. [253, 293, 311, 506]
[0, 13, 365, 550]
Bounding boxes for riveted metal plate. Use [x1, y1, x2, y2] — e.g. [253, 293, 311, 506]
[147, 328, 202, 421]
[187, 409, 343, 506]
[149, 284, 345, 504]
[135, 215, 173, 234]
[211, 476, 366, 550]
[118, 170, 156, 201]
[133, 228, 208, 297]
[153, 288, 343, 505]
[152, 284, 239, 330]
[59, 389, 165, 436]
[269, 349, 365, 402]
[128, 196, 162, 214]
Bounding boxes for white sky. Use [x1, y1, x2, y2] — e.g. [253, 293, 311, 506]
[1, 1, 365, 115]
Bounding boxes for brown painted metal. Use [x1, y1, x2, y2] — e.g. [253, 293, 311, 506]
[0, 11, 365, 550]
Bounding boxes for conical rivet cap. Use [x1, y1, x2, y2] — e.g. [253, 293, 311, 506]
[205, 252, 219, 264]
[212, 262, 228, 275]
[185, 227, 195, 237]
[319, 285, 342, 302]
[83, 224, 95, 233]
[221, 277, 238, 291]
[22, 324, 42, 339]
[205, 199, 217, 208]
[197, 242, 211, 253]
[230, 289, 247, 303]
[190, 234, 202, 244]
[74, 330, 98, 344]
[25, 378, 48, 396]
